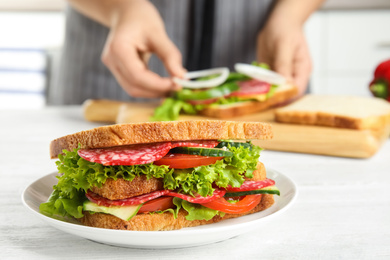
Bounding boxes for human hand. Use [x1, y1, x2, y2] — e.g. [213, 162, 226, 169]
[101, 0, 185, 98]
[257, 15, 312, 96]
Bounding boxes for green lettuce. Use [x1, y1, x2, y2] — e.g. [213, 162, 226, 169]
[150, 98, 198, 121]
[173, 197, 225, 221]
[40, 143, 261, 219]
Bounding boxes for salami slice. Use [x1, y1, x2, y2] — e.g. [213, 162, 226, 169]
[166, 189, 226, 203]
[229, 79, 271, 97]
[78, 142, 172, 166]
[171, 140, 219, 148]
[226, 179, 275, 192]
[86, 190, 170, 207]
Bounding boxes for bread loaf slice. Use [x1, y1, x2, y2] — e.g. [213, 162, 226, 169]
[275, 95, 390, 130]
[199, 83, 298, 118]
[50, 120, 273, 158]
[79, 193, 275, 231]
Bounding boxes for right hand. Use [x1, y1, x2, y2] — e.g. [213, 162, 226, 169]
[101, 0, 186, 98]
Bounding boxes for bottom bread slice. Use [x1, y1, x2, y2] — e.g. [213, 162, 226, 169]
[79, 194, 275, 231]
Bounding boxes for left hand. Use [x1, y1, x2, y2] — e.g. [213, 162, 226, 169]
[257, 16, 312, 96]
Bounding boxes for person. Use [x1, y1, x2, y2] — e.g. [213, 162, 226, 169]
[47, 0, 325, 105]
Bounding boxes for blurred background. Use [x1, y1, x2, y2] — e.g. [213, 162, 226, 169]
[0, 0, 389, 109]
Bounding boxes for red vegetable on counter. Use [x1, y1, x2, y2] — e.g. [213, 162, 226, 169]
[370, 59, 390, 101]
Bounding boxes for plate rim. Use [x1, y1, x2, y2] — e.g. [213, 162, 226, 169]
[22, 168, 298, 245]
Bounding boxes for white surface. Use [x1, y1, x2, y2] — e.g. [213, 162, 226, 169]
[22, 169, 296, 249]
[2, 107, 390, 258]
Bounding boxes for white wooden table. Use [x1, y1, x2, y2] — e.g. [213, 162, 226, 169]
[1, 107, 389, 259]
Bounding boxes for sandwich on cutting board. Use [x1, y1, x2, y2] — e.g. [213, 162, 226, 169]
[41, 120, 279, 231]
[151, 62, 298, 121]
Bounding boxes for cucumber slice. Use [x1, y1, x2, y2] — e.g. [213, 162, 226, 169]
[83, 201, 142, 221]
[216, 141, 253, 150]
[224, 186, 280, 197]
[174, 82, 239, 101]
[170, 147, 233, 157]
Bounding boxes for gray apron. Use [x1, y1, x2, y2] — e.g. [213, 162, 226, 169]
[47, 0, 273, 105]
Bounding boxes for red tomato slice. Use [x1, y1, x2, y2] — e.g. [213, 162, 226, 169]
[138, 197, 174, 214]
[154, 154, 224, 169]
[200, 194, 262, 214]
[229, 79, 271, 97]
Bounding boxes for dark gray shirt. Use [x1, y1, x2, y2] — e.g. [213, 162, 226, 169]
[48, 0, 273, 105]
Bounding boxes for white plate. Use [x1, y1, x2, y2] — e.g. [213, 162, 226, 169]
[22, 169, 297, 249]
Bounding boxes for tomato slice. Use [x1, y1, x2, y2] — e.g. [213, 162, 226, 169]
[154, 153, 224, 169]
[200, 194, 262, 214]
[138, 197, 174, 214]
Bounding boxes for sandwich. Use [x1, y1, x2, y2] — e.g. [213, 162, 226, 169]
[152, 62, 298, 121]
[40, 120, 279, 231]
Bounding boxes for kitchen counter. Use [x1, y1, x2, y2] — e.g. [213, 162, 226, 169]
[1, 106, 389, 259]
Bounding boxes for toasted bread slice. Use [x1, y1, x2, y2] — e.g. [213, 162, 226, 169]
[91, 175, 164, 200]
[79, 193, 274, 231]
[199, 83, 298, 118]
[50, 120, 273, 158]
[275, 95, 390, 130]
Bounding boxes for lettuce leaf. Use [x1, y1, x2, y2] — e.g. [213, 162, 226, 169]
[173, 197, 224, 221]
[151, 98, 199, 121]
[40, 143, 262, 219]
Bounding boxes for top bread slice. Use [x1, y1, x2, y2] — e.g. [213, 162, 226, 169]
[199, 83, 298, 118]
[275, 94, 390, 130]
[50, 120, 273, 158]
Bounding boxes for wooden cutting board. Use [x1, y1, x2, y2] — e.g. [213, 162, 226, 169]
[83, 99, 390, 158]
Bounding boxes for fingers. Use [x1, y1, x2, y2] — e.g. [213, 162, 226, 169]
[273, 41, 294, 83]
[257, 29, 311, 96]
[150, 32, 186, 77]
[102, 35, 176, 98]
[292, 37, 312, 96]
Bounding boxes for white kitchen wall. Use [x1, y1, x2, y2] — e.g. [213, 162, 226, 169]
[0, 12, 65, 109]
[305, 10, 390, 97]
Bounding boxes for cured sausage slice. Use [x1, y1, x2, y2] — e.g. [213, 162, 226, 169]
[166, 189, 226, 203]
[78, 142, 172, 166]
[226, 179, 275, 192]
[78, 141, 219, 166]
[86, 190, 170, 207]
[171, 140, 219, 148]
[229, 79, 271, 97]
